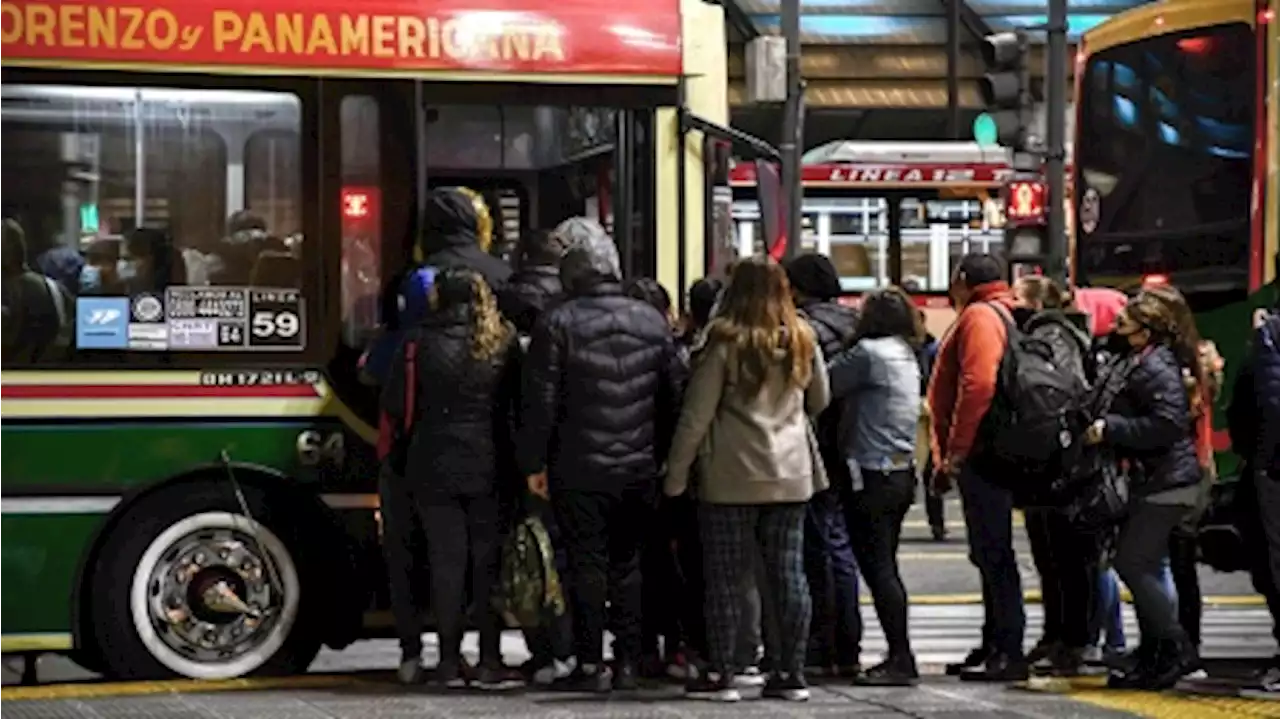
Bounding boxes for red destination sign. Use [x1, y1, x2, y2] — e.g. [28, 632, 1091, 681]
[729, 162, 1014, 187]
[0, 0, 682, 75]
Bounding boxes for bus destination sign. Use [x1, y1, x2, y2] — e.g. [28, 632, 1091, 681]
[166, 287, 304, 352]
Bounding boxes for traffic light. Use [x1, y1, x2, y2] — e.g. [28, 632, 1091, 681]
[1003, 177, 1048, 277]
[979, 31, 1033, 152]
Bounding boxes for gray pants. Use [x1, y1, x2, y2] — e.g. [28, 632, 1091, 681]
[1114, 500, 1191, 643]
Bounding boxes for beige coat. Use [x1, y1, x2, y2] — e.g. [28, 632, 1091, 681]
[664, 333, 830, 504]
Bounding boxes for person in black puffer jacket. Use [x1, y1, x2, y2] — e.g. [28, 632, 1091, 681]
[421, 188, 513, 292]
[784, 253, 862, 675]
[381, 268, 521, 687]
[1087, 289, 1205, 690]
[517, 217, 685, 691]
[1010, 276, 1096, 676]
[500, 228, 570, 334]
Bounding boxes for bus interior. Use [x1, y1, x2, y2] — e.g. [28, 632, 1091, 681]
[0, 74, 675, 424]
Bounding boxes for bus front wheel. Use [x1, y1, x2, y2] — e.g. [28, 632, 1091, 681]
[88, 483, 322, 680]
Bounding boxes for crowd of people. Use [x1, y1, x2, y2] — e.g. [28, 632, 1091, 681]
[373, 188, 1280, 701]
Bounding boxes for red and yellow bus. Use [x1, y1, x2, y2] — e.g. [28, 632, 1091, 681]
[729, 141, 1015, 336]
[0, 0, 744, 680]
[1073, 0, 1279, 467]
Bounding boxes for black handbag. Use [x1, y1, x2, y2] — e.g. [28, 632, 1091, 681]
[1062, 446, 1129, 530]
[1060, 354, 1135, 530]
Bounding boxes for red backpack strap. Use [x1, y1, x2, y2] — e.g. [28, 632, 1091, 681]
[403, 340, 418, 432]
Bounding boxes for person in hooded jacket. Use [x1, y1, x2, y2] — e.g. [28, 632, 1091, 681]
[518, 218, 685, 692]
[500, 228, 570, 335]
[784, 253, 862, 677]
[1085, 289, 1206, 689]
[420, 187, 513, 292]
[1010, 276, 1096, 677]
[381, 267, 522, 688]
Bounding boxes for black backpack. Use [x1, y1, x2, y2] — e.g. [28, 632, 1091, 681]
[975, 303, 1088, 497]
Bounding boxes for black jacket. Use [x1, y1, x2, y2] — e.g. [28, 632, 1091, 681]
[1103, 344, 1202, 497]
[517, 279, 685, 489]
[798, 299, 858, 360]
[382, 306, 520, 497]
[1021, 309, 1091, 386]
[499, 265, 562, 334]
[799, 299, 857, 462]
[421, 190, 513, 291]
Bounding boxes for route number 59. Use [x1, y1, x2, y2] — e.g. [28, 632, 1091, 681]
[252, 310, 300, 339]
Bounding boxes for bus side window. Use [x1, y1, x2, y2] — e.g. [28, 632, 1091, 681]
[339, 96, 382, 350]
[0, 84, 304, 366]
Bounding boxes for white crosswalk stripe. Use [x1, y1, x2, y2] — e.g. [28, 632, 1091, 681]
[855, 605, 1278, 665]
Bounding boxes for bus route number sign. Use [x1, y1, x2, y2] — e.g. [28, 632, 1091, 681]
[248, 289, 305, 351]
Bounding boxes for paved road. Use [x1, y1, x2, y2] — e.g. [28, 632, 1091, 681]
[0, 679, 1157, 719]
[896, 499, 1259, 600]
[4, 496, 1274, 719]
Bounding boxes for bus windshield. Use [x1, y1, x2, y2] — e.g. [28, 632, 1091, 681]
[1075, 22, 1255, 292]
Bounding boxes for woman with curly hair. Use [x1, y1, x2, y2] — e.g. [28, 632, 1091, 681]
[382, 267, 521, 688]
[665, 257, 830, 703]
[1085, 288, 1207, 689]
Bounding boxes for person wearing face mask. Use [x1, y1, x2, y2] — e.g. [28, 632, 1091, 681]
[80, 239, 124, 296]
[121, 227, 186, 295]
[1086, 290, 1206, 690]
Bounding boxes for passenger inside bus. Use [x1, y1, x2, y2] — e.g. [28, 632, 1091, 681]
[121, 227, 187, 295]
[1, 218, 73, 364]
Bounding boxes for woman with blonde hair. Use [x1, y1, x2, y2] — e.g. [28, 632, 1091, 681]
[665, 257, 830, 703]
[1085, 288, 1206, 689]
[382, 267, 521, 688]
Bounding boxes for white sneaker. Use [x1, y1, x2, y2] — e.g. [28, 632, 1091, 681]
[532, 657, 576, 686]
[1081, 646, 1103, 664]
[1259, 665, 1280, 692]
[397, 658, 424, 685]
[733, 666, 766, 688]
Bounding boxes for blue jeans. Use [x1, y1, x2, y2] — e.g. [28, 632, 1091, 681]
[958, 465, 1025, 656]
[1095, 567, 1125, 650]
[803, 487, 862, 666]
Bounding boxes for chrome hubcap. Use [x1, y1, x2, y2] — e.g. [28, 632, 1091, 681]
[146, 529, 280, 663]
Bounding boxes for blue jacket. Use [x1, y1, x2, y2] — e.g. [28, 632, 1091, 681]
[1103, 344, 1202, 496]
[828, 336, 922, 475]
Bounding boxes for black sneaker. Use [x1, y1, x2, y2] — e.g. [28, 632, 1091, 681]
[434, 659, 468, 689]
[946, 647, 991, 676]
[959, 652, 1030, 682]
[685, 671, 740, 702]
[475, 664, 525, 690]
[612, 662, 639, 691]
[762, 672, 810, 702]
[855, 656, 919, 687]
[1026, 640, 1061, 665]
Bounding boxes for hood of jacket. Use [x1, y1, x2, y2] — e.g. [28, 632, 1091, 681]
[421, 188, 479, 255]
[556, 217, 621, 295]
[1025, 308, 1091, 355]
[1073, 287, 1128, 338]
[799, 299, 858, 358]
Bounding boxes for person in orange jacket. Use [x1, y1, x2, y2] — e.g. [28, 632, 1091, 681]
[926, 253, 1028, 682]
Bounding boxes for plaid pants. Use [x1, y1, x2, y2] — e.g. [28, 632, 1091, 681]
[700, 502, 810, 674]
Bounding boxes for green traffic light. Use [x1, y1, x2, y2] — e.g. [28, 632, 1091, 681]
[973, 113, 998, 146]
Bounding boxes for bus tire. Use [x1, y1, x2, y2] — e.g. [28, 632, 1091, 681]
[88, 482, 322, 680]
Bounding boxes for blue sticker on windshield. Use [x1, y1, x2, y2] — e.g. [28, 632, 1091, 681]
[76, 296, 129, 349]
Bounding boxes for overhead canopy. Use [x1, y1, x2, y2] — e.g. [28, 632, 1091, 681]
[731, 0, 1153, 44]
